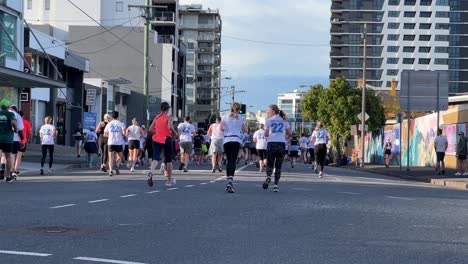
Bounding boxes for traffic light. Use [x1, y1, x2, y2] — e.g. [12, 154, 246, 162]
[239, 104, 247, 114]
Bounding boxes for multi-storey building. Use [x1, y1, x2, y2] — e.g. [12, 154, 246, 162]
[330, 0, 451, 92]
[179, 4, 222, 127]
[278, 90, 314, 133]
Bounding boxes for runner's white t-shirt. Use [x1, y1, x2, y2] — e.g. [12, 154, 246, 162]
[253, 129, 267, 150]
[210, 123, 224, 140]
[86, 132, 98, 142]
[178, 122, 196, 143]
[127, 125, 141, 140]
[221, 115, 244, 144]
[10, 110, 24, 142]
[299, 136, 309, 148]
[104, 120, 126, 146]
[312, 128, 329, 145]
[40, 124, 55, 145]
[434, 135, 448, 153]
[265, 115, 290, 143]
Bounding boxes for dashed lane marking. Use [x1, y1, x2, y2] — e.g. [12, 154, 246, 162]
[88, 199, 109, 204]
[120, 194, 137, 198]
[385, 196, 414, 201]
[73, 256, 147, 264]
[50, 204, 76, 209]
[146, 190, 160, 194]
[167, 188, 179, 191]
[0, 250, 52, 257]
[185, 185, 195, 188]
[200, 182, 208, 185]
[337, 192, 361, 195]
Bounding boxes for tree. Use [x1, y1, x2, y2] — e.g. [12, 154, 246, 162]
[300, 84, 325, 122]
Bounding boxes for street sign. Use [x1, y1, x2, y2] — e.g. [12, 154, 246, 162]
[86, 88, 96, 106]
[357, 112, 369, 122]
[400, 70, 449, 111]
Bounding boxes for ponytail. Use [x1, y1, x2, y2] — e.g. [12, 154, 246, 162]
[279, 110, 287, 121]
[269, 104, 287, 120]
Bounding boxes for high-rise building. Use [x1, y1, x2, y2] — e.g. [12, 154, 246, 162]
[179, 4, 222, 127]
[277, 90, 314, 133]
[330, 0, 451, 92]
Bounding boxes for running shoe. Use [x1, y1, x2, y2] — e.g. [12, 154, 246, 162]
[262, 177, 271, 190]
[11, 171, 18, 179]
[455, 172, 462, 176]
[115, 168, 120, 175]
[319, 171, 323, 178]
[40, 169, 44, 176]
[109, 171, 113, 177]
[166, 178, 176, 187]
[273, 185, 279, 193]
[130, 167, 135, 172]
[147, 172, 154, 187]
[226, 182, 235, 193]
[100, 166, 107, 172]
[5, 176, 14, 183]
[48, 169, 53, 174]
[212, 168, 216, 173]
[183, 168, 188, 173]
[217, 165, 222, 172]
[178, 163, 184, 171]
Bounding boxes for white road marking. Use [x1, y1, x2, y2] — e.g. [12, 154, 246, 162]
[215, 176, 225, 181]
[209, 180, 216, 183]
[120, 194, 137, 198]
[185, 185, 195, 188]
[88, 199, 109, 204]
[385, 196, 414, 201]
[292, 188, 315, 191]
[337, 192, 360, 195]
[0, 250, 52, 257]
[50, 204, 76, 209]
[441, 201, 465, 206]
[167, 188, 179, 191]
[200, 182, 208, 185]
[146, 190, 160, 194]
[74, 256, 147, 264]
[235, 164, 250, 173]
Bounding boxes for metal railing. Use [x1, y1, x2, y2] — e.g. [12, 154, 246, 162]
[157, 35, 174, 44]
[153, 12, 175, 23]
[198, 35, 215, 41]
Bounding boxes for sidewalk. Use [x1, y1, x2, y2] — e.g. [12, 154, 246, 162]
[347, 164, 468, 191]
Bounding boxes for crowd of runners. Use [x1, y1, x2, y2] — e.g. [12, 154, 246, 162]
[0, 99, 331, 193]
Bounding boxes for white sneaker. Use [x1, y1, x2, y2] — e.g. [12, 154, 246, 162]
[455, 172, 462, 176]
[48, 169, 53, 174]
[165, 178, 176, 187]
[319, 171, 323, 178]
[130, 167, 135, 172]
[463, 172, 468, 176]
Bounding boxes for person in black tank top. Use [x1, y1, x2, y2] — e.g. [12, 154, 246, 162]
[289, 134, 299, 168]
[96, 114, 110, 172]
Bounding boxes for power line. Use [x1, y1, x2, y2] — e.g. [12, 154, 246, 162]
[222, 35, 329, 47]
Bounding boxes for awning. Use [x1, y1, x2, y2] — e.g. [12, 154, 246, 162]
[0, 66, 66, 88]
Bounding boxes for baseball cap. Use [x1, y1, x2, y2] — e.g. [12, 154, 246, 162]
[0, 99, 11, 108]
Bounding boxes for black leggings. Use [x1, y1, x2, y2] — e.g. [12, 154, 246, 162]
[99, 136, 108, 165]
[308, 148, 315, 162]
[224, 142, 240, 177]
[41, 145, 54, 169]
[314, 144, 327, 172]
[266, 142, 285, 185]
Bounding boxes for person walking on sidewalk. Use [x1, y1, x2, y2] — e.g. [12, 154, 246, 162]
[147, 102, 178, 187]
[73, 122, 83, 158]
[208, 117, 224, 173]
[311, 122, 330, 178]
[39, 116, 56, 176]
[253, 123, 267, 173]
[83, 127, 99, 168]
[8, 105, 24, 179]
[220, 102, 248, 193]
[126, 118, 144, 172]
[0, 99, 18, 182]
[177, 116, 196, 172]
[14, 111, 32, 176]
[262, 104, 292, 192]
[434, 128, 448, 175]
[96, 114, 110, 172]
[384, 137, 393, 168]
[104, 111, 126, 177]
[455, 131, 468, 176]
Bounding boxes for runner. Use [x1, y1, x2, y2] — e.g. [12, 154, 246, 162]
[308, 135, 315, 167]
[0, 99, 18, 182]
[15, 111, 32, 176]
[249, 131, 257, 167]
[253, 123, 267, 172]
[39, 116, 56, 176]
[220, 102, 247, 193]
[299, 133, 309, 164]
[177, 116, 196, 172]
[104, 111, 126, 177]
[83, 127, 99, 168]
[311, 122, 330, 178]
[242, 129, 252, 165]
[8, 105, 24, 179]
[126, 118, 144, 172]
[208, 117, 224, 173]
[96, 114, 110, 172]
[262, 104, 292, 192]
[73, 122, 83, 158]
[193, 129, 205, 165]
[147, 102, 178, 187]
[288, 133, 299, 168]
[203, 132, 211, 165]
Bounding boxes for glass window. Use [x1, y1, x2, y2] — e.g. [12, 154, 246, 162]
[436, 11, 450, 17]
[187, 42, 195, 49]
[403, 46, 415, 52]
[435, 35, 449, 41]
[419, 47, 431, 53]
[404, 23, 416, 29]
[419, 58, 431, 64]
[435, 58, 448, 64]
[27, 0, 32, 9]
[419, 23, 431, 30]
[403, 58, 415, 64]
[388, 34, 399, 41]
[389, 0, 400, 5]
[403, 35, 415, 41]
[387, 69, 399, 76]
[436, 0, 449, 5]
[435, 23, 450, 30]
[404, 0, 416, 5]
[387, 46, 399, 52]
[388, 11, 400, 17]
[420, 0, 432, 5]
[435, 47, 448, 53]
[116, 2, 124, 12]
[388, 23, 399, 29]
[387, 58, 399, 64]
[420, 12, 432, 18]
[419, 35, 431, 41]
[45, 0, 50, 10]
[0, 11, 17, 59]
[404, 12, 416, 17]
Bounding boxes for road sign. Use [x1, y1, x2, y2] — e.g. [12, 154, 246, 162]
[357, 112, 369, 122]
[400, 70, 448, 111]
[358, 124, 368, 132]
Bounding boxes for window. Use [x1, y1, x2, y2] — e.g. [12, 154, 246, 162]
[435, 35, 449, 41]
[387, 58, 399, 64]
[403, 46, 415, 52]
[115, 2, 124, 12]
[404, 0, 416, 5]
[403, 35, 415, 41]
[387, 46, 399, 52]
[435, 58, 448, 64]
[388, 11, 400, 17]
[387, 69, 399, 76]
[387, 34, 399, 41]
[419, 23, 431, 30]
[420, 12, 432, 18]
[403, 58, 415, 64]
[187, 42, 195, 49]
[435, 23, 450, 30]
[419, 47, 431, 53]
[404, 12, 416, 17]
[389, 0, 400, 5]
[0, 11, 17, 59]
[404, 23, 416, 29]
[388, 23, 399, 29]
[45, 0, 50, 10]
[419, 35, 431, 41]
[419, 58, 431, 64]
[436, 11, 450, 17]
[27, 0, 32, 9]
[435, 47, 448, 53]
[436, 0, 449, 5]
[420, 0, 432, 5]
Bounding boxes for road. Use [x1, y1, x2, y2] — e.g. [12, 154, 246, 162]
[1, 161, 468, 264]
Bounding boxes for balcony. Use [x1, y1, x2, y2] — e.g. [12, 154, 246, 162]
[197, 70, 213, 76]
[197, 82, 213, 88]
[198, 47, 213, 53]
[198, 34, 215, 41]
[157, 35, 174, 44]
[198, 59, 214, 65]
[152, 12, 176, 25]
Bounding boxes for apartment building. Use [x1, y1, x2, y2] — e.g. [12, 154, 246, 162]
[278, 90, 314, 133]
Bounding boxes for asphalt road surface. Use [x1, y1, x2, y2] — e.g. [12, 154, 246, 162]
[1, 161, 468, 264]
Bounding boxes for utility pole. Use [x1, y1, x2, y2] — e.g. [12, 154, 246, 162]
[360, 23, 367, 167]
[231, 85, 235, 105]
[128, 1, 166, 126]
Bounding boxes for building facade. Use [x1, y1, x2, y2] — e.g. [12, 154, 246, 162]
[179, 4, 222, 127]
[330, 0, 450, 91]
[277, 90, 314, 134]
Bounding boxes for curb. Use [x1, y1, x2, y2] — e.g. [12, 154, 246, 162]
[431, 179, 468, 190]
[17, 163, 92, 177]
[345, 166, 432, 183]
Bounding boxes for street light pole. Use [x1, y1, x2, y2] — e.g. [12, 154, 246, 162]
[360, 23, 367, 167]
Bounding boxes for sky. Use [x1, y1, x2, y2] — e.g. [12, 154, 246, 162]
[180, 0, 331, 113]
